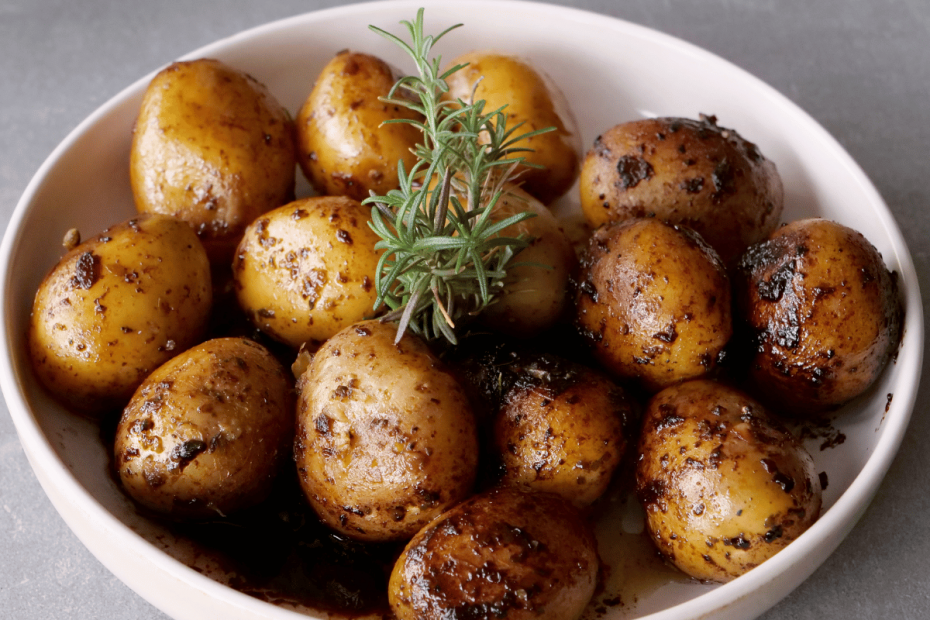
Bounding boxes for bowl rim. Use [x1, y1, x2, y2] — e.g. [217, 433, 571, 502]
[1, 1, 923, 619]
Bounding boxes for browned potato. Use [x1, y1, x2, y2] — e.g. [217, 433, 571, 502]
[389, 486, 599, 620]
[480, 186, 577, 337]
[735, 218, 903, 414]
[114, 337, 294, 519]
[635, 379, 822, 582]
[28, 215, 212, 416]
[492, 352, 636, 507]
[296, 50, 422, 201]
[575, 217, 732, 392]
[294, 320, 479, 542]
[233, 195, 383, 348]
[443, 51, 582, 204]
[131, 58, 296, 263]
[579, 115, 783, 265]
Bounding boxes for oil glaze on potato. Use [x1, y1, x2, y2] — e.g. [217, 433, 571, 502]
[492, 352, 635, 506]
[580, 115, 783, 265]
[28, 215, 212, 416]
[443, 51, 581, 204]
[296, 51, 422, 201]
[735, 218, 902, 414]
[575, 217, 732, 392]
[114, 337, 294, 519]
[635, 379, 822, 582]
[481, 186, 576, 338]
[233, 196, 382, 348]
[389, 487, 598, 620]
[294, 320, 479, 542]
[130, 58, 296, 263]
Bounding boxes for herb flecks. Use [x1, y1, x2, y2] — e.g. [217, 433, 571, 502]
[366, 9, 551, 345]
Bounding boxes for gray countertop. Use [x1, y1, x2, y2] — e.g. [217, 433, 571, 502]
[2, 0, 929, 618]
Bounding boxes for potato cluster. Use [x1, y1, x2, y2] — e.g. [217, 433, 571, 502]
[26, 39, 903, 620]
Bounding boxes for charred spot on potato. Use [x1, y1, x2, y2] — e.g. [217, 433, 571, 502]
[764, 525, 784, 543]
[129, 418, 154, 434]
[170, 439, 207, 468]
[680, 177, 704, 194]
[71, 251, 100, 290]
[615, 155, 653, 189]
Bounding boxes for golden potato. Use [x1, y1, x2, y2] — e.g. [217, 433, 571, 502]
[480, 186, 577, 337]
[294, 320, 479, 542]
[635, 379, 822, 582]
[389, 486, 599, 620]
[735, 218, 903, 414]
[491, 352, 636, 507]
[28, 214, 212, 416]
[575, 217, 732, 392]
[296, 50, 422, 201]
[443, 51, 582, 204]
[130, 58, 296, 263]
[233, 195, 383, 348]
[114, 337, 294, 519]
[580, 115, 783, 265]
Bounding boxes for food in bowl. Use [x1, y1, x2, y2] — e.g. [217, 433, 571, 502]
[7, 4, 908, 620]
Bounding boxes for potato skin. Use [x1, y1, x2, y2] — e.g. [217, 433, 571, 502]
[114, 337, 294, 519]
[443, 51, 582, 204]
[130, 58, 296, 263]
[294, 320, 479, 542]
[28, 214, 212, 416]
[580, 116, 783, 265]
[480, 187, 577, 337]
[296, 51, 422, 201]
[575, 217, 732, 392]
[389, 486, 598, 620]
[233, 196, 383, 348]
[492, 352, 636, 507]
[735, 218, 903, 414]
[635, 379, 822, 582]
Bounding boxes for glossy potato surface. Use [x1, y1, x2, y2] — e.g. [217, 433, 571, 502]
[443, 51, 581, 204]
[635, 379, 822, 582]
[480, 186, 576, 338]
[130, 58, 296, 263]
[28, 214, 212, 416]
[296, 51, 422, 201]
[389, 486, 598, 620]
[580, 116, 783, 265]
[735, 218, 902, 414]
[575, 217, 732, 392]
[492, 352, 635, 506]
[233, 195, 383, 348]
[114, 337, 294, 519]
[294, 320, 479, 542]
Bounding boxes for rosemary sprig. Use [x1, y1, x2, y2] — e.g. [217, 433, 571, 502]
[366, 8, 552, 345]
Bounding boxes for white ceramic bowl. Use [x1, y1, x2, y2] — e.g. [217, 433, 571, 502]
[1, 1, 922, 619]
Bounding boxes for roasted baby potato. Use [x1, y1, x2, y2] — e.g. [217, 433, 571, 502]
[579, 115, 783, 265]
[443, 51, 582, 204]
[491, 352, 636, 507]
[131, 58, 296, 263]
[233, 195, 383, 348]
[735, 218, 903, 414]
[28, 214, 212, 416]
[481, 186, 577, 338]
[296, 50, 422, 201]
[635, 379, 822, 582]
[389, 486, 599, 620]
[294, 320, 479, 542]
[114, 337, 294, 519]
[575, 217, 732, 392]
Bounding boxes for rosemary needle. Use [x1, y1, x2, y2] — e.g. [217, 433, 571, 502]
[365, 8, 553, 345]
